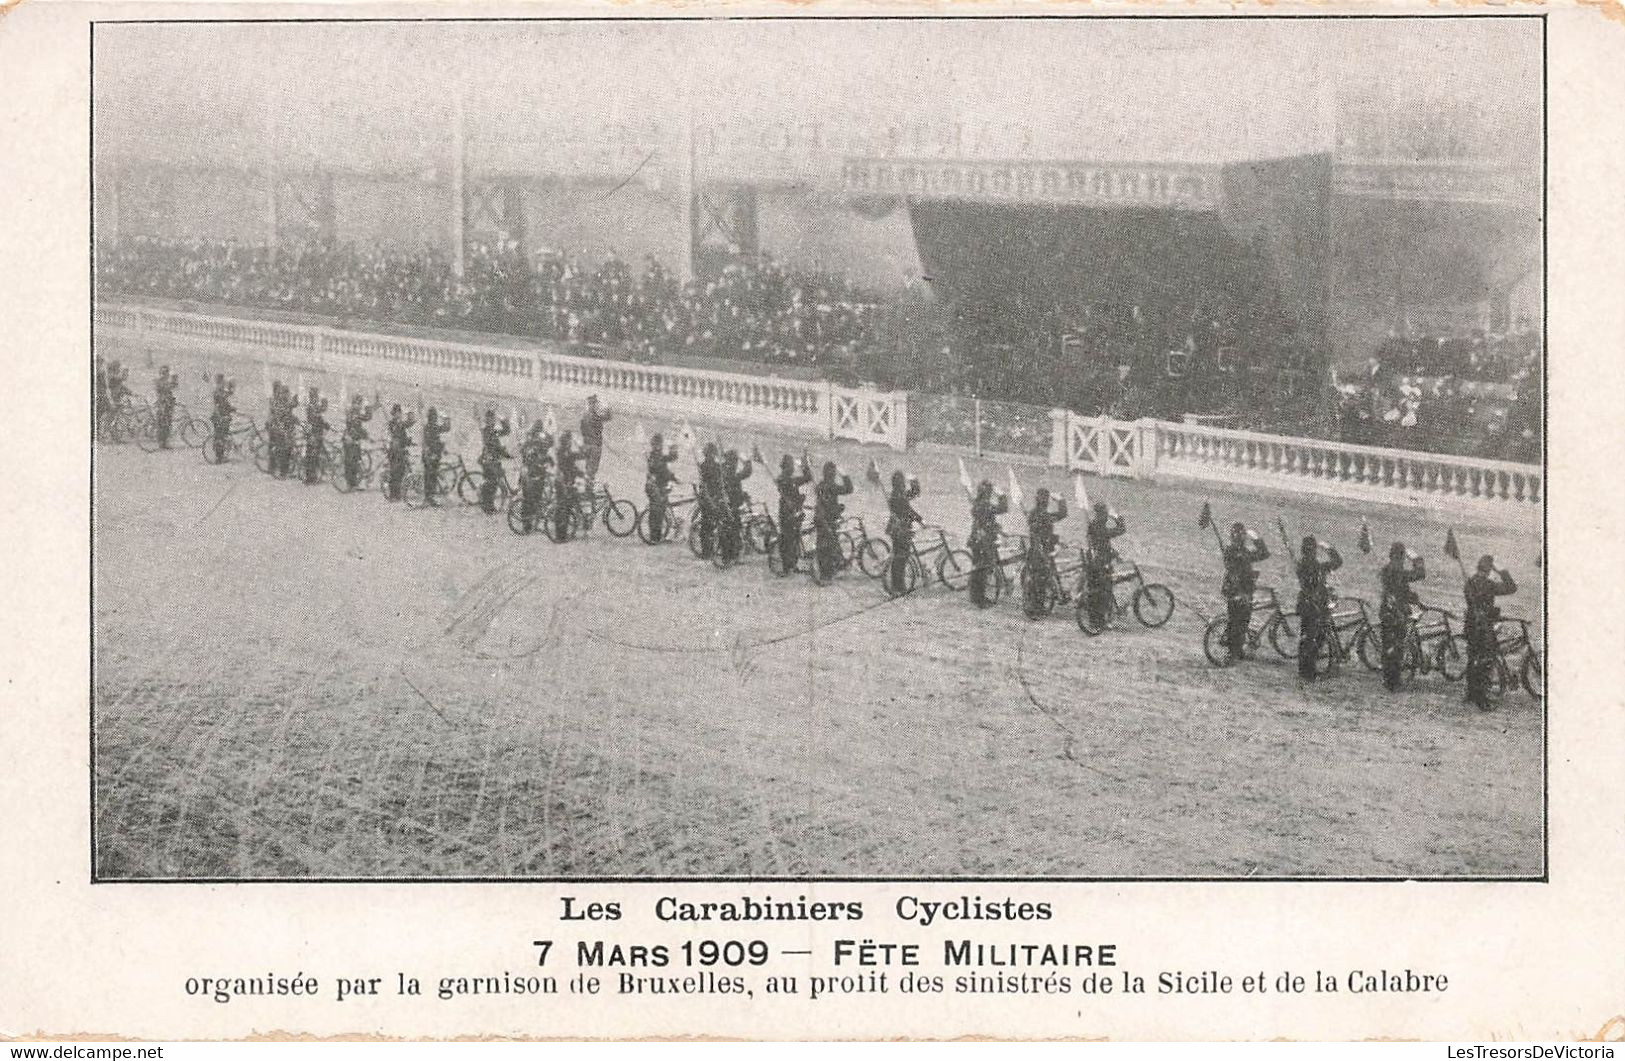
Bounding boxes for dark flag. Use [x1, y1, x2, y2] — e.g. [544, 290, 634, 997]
[1198, 501, 1213, 530]
[1444, 528, 1461, 561]
[1358, 520, 1373, 555]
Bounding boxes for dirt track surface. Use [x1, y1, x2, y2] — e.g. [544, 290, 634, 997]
[92, 368, 1543, 880]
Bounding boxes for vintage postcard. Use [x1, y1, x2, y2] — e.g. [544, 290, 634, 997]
[1, 1, 1621, 1043]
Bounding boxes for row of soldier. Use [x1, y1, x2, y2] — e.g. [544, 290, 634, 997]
[184, 367, 1525, 710]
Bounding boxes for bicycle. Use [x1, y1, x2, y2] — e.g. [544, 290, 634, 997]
[1074, 559, 1176, 635]
[1441, 616, 1541, 700]
[1356, 604, 1459, 684]
[200, 417, 265, 466]
[871, 525, 975, 598]
[541, 480, 630, 543]
[1018, 544, 1082, 620]
[635, 490, 697, 545]
[1202, 586, 1298, 667]
[329, 442, 381, 494]
[504, 477, 556, 536]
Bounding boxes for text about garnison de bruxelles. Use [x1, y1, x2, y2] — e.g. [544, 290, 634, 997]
[177, 894, 1451, 1007]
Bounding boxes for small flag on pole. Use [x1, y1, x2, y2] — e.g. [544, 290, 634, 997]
[956, 456, 973, 497]
[1006, 467, 1025, 512]
[543, 406, 558, 436]
[1444, 527, 1460, 561]
[1073, 473, 1091, 513]
[1198, 501, 1213, 529]
[1358, 520, 1373, 555]
[801, 449, 813, 477]
[865, 457, 882, 487]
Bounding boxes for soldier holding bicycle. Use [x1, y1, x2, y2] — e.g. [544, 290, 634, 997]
[718, 449, 753, 564]
[422, 408, 451, 507]
[580, 395, 612, 488]
[968, 480, 1008, 609]
[302, 387, 329, 486]
[209, 373, 235, 464]
[153, 365, 178, 450]
[384, 404, 416, 503]
[1464, 555, 1517, 710]
[477, 410, 512, 515]
[887, 471, 924, 595]
[1295, 535, 1343, 680]
[553, 430, 584, 539]
[1026, 488, 1070, 604]
[1378, 542, 1425, 691]
[518, 421, 552, 533]
[813, 461, 853, 581]
[341, 395, 371, 491]
[644, 433, 679, 544]
[1083, 501, 1126, 628]
[775, 454, 813, 571]
[695, 443, 723, 560]
[1221, 522, 1270, 662]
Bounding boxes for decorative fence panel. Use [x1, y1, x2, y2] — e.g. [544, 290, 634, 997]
[95, 301, 906, 449]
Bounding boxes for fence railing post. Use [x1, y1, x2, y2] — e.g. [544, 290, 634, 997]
[890, 391, 909, 452]
[1049, 408, 1069, 469]
[1136, 418, 1161, 480]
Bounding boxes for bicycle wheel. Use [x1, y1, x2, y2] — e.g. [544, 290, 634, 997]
[765, 530, 789, 576]
[936, 548, 973, 590]
[252, 436, 273, 474]
[402, 471, 427, 509]
[506, 496, 533, 536]
[1521, 650, 1543, 700]
[1076, 597, 1109, 636]
[857, 537, 891, 579]
[687, 519, 707, 559]
[136, 420, 163, 453]
[1203, 615, 1235, 667]
[1355, 624, 1383, 672]
[1133, 583, 1176, 628]
[882, 554, 921, 598]
[180, 418, 209, 448]
[544, 503, 580, 544]
[201, 434, 228, 465]
[839, 531, 859, 566]
[1269, 613, 1302, 659]
[1019, 567, 1055, 620]
[603, 498, 638, 538]
[1439, 635, 1470, 682]
[456, 469, 484, 506]
[744, 516, 775, 555]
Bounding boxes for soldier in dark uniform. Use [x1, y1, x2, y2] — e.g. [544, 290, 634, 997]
[967, 480, 1008, 608]
[774, 454, 812, 572]
[812, 461, 853, 581]
[265, 383, 285, 476]
[384, 404, 415, 502]
[421, 407, 450, 506]
[886, 471, 924, 594]
[553, 430, 583, 539]
[1463, 555, 1517, 710]
[518, 421, 553, 533]
[644, 433, 679, 544]
[695, 443, 723, 560]
[1295, 535, 1343, 680]
[579, 395, 612, 488]
[1083, 501, 1126, 628]
[1378, 541, 1425, 691]
[106, 360, 131, 414]
[1221, 522, 1270, 661]
[209, 373, 236, 463]
[276, 383, 303, 478]
[1026, 487, 1069, 603]
[153, 365, 178, 449]
[718, 449, 752, 564]
[301, 387, 329, 485]
[477, 409, 512, 514]
[341, 394, 371, 491]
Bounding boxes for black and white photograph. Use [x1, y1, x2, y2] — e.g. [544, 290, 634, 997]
[89, 15, 1545, 882]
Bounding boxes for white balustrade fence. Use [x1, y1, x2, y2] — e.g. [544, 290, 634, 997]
[1053, 410, 1540, 514]
[95, 302, 908, 450]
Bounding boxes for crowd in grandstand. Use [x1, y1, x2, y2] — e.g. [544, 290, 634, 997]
[95, 235, 1539, 463]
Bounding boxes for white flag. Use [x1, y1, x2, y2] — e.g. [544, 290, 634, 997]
[957, 456, 974, 497]
[1006, 467, 1025, 513]
[1073, 473, 1091, 514]
[678, 420, 697, 457]
[633, 420, 648, 453]
[542, 406, 558, 436]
